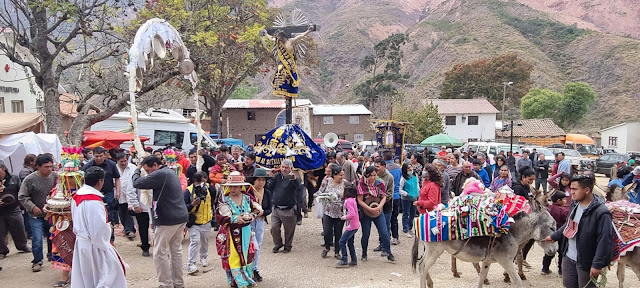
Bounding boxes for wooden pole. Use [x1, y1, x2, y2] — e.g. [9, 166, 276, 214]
[286, 96, 292, 124]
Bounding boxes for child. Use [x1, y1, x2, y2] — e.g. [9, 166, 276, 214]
[336, 187, 360, 267]
[541, 191, 569, 275]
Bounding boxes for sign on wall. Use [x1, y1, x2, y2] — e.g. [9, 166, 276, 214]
[275, 106, 312, 136]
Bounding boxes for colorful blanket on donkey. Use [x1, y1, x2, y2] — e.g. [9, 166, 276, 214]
[606, 200, 640, 261]
[415, 193, 530, 242]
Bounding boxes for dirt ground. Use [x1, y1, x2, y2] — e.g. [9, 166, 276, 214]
[2, 175, 638, 287]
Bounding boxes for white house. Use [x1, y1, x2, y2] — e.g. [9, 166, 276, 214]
[424, 99, 498, 143]
[599, 122, 640, 154]
[0, 29, 43, 114]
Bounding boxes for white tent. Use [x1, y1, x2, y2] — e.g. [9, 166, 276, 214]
[0, 132, 62, 174]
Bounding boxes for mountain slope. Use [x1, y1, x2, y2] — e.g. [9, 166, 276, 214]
[262, 0, 640, 130]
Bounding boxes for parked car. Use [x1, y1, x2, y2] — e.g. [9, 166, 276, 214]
[595, 153, 629, 177]
[551, 148, 595, 171]
[404, 144, 426, 156]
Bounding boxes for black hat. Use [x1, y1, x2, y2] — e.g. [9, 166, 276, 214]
[551, 191, 567, 203]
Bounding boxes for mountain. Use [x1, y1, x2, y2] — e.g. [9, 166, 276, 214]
[261, 0, 640, 131]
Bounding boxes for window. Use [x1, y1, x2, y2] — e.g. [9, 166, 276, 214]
[349, 115, 360, 124]
[445, 116, 456, 125]
[323, 116, 334, 125]
[354, 133, 364, 142]
[154, 130, 184, 147]
[600, 155, 610, 161]
[0, 97, 4, 113]
[609, 136, 618, 147]
[247, 111, 256, 121]
[468, 116, 479, 125]
[11, 100, 24, 113]
[181, 108, 195, 118]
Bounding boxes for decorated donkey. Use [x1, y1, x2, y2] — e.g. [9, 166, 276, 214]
[411, 191, 557, 288]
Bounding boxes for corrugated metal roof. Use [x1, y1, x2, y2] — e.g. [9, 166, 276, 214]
[495, 118, 566, 138]
[423, 99, 499, 114]
[223, 99, 312, 109]
[312, 104, 372, 115]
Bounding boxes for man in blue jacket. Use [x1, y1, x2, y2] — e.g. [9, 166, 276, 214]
[546, 174, 613, 288]
[383, 152, 402, 246]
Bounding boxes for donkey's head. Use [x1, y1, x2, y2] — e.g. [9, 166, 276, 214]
[526, 195, 558, 255]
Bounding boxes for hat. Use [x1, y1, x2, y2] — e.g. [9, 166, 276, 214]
[441, 145, 446, 149]
[249, 167, 272, 180]
[222, 171, 250, 186]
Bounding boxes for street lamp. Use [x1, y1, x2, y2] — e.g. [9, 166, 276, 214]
[502, 81, 513, 121]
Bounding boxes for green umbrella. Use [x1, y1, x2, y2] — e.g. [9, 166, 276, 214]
[420, 134, 463, 147]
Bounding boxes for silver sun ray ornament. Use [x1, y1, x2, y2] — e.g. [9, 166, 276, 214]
[268, 9, 317, 60]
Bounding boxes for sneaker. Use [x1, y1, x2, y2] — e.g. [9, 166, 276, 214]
[373, 245, 382, 252]
[126, 231, 135, 240]
[404, 232, 414, 238]
[391, 238, 399, 245]
[187, 263, 198, 274]
[142, 251, 150, 257]
[348, 261, 358, 266]
[304, 212, 309, 218]
[540, 269, 551, 275]
[253, 271, 263, 282]
[361, 254, 368, 261]
[381, 251, 389, 257]
[334, 252, 341, 259]
[387, 254, 396, 262]
[335, 260, 349, 268]
[523, 260, 532, 269]
[32, 262, 43, 272]
[272, 246, 282, 253]
[200, 258, 208, 267]
[321, 248, 329, 258]
[296, 220, 302, 225]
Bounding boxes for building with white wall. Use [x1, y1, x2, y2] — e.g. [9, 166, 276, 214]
[424, 99, 498, 143]
[599, 122, 640, 154]
[0, 29, 43, 114]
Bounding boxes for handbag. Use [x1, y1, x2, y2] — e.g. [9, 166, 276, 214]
[314, 197, 324, 219]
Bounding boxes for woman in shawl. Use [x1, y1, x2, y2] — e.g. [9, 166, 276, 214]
[216, 172, 263, 288]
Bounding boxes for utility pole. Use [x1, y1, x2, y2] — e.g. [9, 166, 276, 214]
[510, 119, 514, 153]
[502, 81, 512, 121]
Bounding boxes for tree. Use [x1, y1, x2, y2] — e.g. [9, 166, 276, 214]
[395, 102, 444, 144]
[520, 82, 597, 129]
[520, 88, 563, 120]
[440, 53, 533, 113]
[559, 82, 597, 128]
[137, 0, 276, 134]
[354, 33, 410, 111]
[0, 1, 175, 144]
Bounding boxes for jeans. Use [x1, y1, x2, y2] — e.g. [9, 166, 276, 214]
[22, 209, 31, 238]
[401, 199, 417, 233]
[29, 216, 51, 264]
[103, 191, 117, 242]
[562, 257, 596, 288]
[339, 229, 358, 263]
[134, 211, 150, 252]
[251, 217, 265, 272]
[381, 211, 391, 245]
[187, 222, 211, 265]
[536, 178, 548, 193]
[118, 203, 136, 234]
[389, 199, 400, 239]
[361, 212, 391, 256]
[322, 214, 344, 253]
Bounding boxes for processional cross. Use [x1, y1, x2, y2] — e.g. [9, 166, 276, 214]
[260, 9, 319, 124]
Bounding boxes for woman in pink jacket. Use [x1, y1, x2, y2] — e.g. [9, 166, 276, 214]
[414, 164, 442, 214]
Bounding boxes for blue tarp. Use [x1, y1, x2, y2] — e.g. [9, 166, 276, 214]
[253, 124, 325, 170]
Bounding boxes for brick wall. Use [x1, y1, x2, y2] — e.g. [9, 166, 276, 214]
[221, 108, 281, 144]
[311, 114, 374, 142]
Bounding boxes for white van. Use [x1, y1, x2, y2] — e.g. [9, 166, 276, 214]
[90, 109, 218, 151]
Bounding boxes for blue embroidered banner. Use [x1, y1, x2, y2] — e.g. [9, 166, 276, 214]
[374, 121, 407, 160]
[253, 124, 326, 170]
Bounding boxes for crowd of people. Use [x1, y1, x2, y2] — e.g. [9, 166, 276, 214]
[0, 140, 637, 288]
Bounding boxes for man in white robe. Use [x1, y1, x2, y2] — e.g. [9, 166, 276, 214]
[70, 166, 128, 288]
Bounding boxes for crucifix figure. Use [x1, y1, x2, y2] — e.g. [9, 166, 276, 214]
[260, 9, 318, 124]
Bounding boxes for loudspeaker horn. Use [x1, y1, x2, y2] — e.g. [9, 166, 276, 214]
[324, 132, 338, 148]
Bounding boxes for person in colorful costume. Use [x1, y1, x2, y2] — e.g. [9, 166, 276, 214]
[215, 171, 262, 288]
[164, 149, 188, 191]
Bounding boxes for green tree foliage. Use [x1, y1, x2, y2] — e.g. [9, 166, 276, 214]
[354, 33, 410, 110]
[520, 88, 563, 119]
[137, 0, 274, 134]
[520, 82, 597, 128]
[559, 82, 597, 128]
[440, 54, 534, 112]
[395, 102, 444, 143]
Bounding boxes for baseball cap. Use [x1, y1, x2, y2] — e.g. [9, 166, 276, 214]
[441, 145, 446, 149]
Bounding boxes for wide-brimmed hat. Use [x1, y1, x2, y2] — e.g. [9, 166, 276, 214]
[222, 171, 250, 186]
